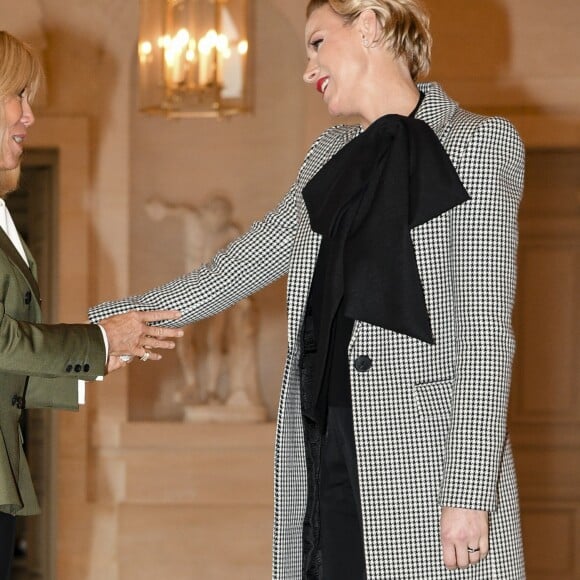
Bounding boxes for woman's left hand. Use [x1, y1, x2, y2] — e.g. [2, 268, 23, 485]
[440, 506, 489, 570]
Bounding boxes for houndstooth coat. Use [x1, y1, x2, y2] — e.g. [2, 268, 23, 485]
[89, 82, 526, 579]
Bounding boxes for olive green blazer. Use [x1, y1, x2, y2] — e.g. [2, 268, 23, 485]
[0, 228, 106, 516]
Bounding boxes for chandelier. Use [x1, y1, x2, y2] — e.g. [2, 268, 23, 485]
[138, 0, 251, 118]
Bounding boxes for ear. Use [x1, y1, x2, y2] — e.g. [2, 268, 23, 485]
[357, 9, 380, 46]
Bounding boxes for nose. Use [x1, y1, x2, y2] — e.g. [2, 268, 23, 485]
[303, 60, 319, 85]
[22, 98, 35, 127]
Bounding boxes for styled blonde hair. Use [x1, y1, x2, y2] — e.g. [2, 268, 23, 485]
[0, 31, 42, 102]
[306, 0, 432, 80]
[0, 31, 43, 195]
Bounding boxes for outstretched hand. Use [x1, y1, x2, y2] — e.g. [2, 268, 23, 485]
[99, 310, 184, 369]
[440, 506, 489, 570]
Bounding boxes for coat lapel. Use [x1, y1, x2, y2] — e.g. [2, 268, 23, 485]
[287, 215, 321, 350]
[0, 228, 41, 303]
[416, 82, 459, 138]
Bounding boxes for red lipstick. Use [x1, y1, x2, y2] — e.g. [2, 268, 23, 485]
[316, 76, 329, 94]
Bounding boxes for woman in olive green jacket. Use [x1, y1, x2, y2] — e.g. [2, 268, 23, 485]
[0, 31, 183, 578]
[0, 32, 105, 577]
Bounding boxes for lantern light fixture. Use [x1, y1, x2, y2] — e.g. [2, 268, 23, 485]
[138, 0, 251, 118]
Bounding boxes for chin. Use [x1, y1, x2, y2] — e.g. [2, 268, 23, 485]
[326, 99, 353, 119]
[326, 104, 343, 117]
[0, 166, 21, 196]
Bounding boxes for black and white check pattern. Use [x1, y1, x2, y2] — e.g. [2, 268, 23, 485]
[89, 83, 526, 579]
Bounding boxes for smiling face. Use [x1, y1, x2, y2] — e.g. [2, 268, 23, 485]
[303, 5, 369, 120]
[0, 90, 34, 172]
[303, 4, 426, 127]
[0, 31, 41, 195]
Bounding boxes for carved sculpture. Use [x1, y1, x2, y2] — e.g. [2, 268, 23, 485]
[146, 192, 267, 422]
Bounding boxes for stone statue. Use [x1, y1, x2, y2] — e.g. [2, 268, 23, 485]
[145, 192, 267, 422]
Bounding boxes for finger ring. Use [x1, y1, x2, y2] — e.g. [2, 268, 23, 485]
[119, 355, 134, 363]
[467, 546, 480, 554]
[140, 351, 151, 362]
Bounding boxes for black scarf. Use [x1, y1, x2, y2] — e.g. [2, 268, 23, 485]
[302, 113, 470, 348]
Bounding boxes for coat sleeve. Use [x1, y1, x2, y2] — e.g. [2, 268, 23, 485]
[88, 182, 300, 327]
[0, 302, 106, 380]
[439, 116, 525, 512]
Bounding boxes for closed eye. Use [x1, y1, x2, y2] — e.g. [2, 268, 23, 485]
[310, 38, 323, 51]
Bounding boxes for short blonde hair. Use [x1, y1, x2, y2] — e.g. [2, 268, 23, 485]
[0, 31, 42, 194]
[306, 0, 432, 80]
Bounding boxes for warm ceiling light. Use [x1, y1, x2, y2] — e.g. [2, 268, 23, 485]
[138, 0, 252, 118]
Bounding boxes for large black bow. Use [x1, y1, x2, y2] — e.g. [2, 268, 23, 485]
[303, 114, 470, 344]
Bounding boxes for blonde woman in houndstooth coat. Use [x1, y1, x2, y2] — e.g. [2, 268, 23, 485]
[90, 0, 526, 577]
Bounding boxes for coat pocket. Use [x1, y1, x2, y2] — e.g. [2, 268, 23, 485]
[413, 378, 453, 418]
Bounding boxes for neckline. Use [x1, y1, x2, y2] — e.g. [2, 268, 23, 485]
[409, 90, 425, 118]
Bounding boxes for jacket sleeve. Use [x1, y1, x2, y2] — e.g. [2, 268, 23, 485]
[24, 375, 80, 410]
[439, 117, 525, 512]
[88, 182, 300, 327]
[0, 302, 107, 380]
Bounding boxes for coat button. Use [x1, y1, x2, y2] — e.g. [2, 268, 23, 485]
[65, 364, 73, 373]
[83, 364, 90, 373]
[354, 355, 372, 373]
[24, 291, 32, 305]
[11, 395, 25, 410]
[74, 364, 82, 373]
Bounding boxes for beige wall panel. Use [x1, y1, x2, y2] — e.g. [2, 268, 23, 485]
[57, 504, 118, 580]
[119, 421, 275, 449]
[109, 423, 274, 505]
[429, 0, 580, 111]
[512, 115, 580, 149]
[513, 247, 578, 417]
[119, 504, 272, 579]
[122, 447, 274, 505]
[520, 506, 577, 579]
[515, 447, 580, 499]
[522, 150, 580, 218]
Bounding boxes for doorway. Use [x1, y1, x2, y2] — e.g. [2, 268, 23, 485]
[510, 148, 580, 579]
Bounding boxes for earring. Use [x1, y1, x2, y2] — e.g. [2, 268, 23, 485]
[362, 36, 370, 48]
